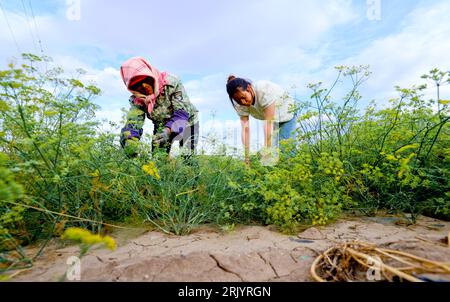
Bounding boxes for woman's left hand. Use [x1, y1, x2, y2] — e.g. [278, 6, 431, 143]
[153, 128, 171, 146]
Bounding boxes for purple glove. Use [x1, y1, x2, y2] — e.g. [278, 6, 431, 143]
[165, 110, 190, 134]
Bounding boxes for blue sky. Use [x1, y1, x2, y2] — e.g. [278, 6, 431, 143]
[1, 0, 449, 152]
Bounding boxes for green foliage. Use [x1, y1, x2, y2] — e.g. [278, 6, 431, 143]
[231, 150, 353, 232]
[296, 67, 449, 222]
[0, 54, 448, 275]
[0, 152, 30, 272]
[0, 53, 102, 241]
[134, 155, 248, 235]
[0, 152, 24, 240]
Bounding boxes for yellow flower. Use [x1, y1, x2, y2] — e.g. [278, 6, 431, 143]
[395, 144, 419, 154]
[83, 234, 103, 245]
[0, 275, 10, 281]
[142, 162, 160, 180]
[102, 236, 117, 250]
[61, 227, 116, 251]
[385, 154, 398, 161]
[61, 227, 91, 241]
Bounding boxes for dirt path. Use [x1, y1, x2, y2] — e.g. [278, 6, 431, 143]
[11, 215, 450, 282]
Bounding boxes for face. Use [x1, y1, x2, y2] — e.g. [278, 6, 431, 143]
[233, 86, 253, 107]
[131, 78, 154, 96]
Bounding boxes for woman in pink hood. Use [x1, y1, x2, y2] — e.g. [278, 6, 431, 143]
[120, 57, 199, 158]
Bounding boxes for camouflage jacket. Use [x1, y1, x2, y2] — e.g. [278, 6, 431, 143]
[120, 74, 198, 147]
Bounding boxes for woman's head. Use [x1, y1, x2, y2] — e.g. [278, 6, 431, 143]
[226, 75, 254, 107]
[129, 76, 155, 96]
[120, 56, 168, 98]
[120, 57, 169, 114]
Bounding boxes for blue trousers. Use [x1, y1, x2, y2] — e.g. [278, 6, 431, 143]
[279, 116, 297, 141]
[272, 115, 297, 145]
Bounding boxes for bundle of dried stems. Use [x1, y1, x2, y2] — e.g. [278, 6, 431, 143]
[310, 241, 450, 282]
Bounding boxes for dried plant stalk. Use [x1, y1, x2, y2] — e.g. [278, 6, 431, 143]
[310, 241, 450, 282]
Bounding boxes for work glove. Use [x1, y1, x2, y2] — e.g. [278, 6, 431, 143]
[259, 146, 279, 167]
[153, 128, 171, 147]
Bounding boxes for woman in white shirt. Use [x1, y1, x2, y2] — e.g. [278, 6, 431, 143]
[226, 75, 297, 164]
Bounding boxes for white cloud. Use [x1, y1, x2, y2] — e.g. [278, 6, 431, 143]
[0, 0, 358, 106]
[1, 0, 357, 71]
[340, 1, 450, 103]
[184, 73, 229, 114]
[263, 1, 450, 110]
[49, 54, 130, 122]
[0, 7, 60, 62]
[82, 66, 128, 106]
[4, 0, 449, 154]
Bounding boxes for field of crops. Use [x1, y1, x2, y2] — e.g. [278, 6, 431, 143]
[1, 54, 448, 274]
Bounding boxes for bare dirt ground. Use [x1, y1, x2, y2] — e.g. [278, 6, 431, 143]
[10, 214, 450, 282]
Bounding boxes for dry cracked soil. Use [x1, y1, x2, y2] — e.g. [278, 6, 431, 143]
[10, 214, 450, 282]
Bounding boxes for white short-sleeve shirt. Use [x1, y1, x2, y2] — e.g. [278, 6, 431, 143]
[234, 80, 295, 123]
